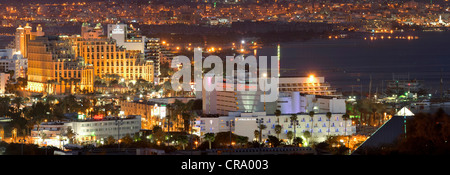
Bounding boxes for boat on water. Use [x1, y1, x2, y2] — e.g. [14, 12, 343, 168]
[411, 100, 431, 109]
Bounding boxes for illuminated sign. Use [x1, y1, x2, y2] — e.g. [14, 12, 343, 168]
[160, 105, 166, 119]
[78, 114, 86, 120]
[111, 25, 124, 34]
[93, 114, 104, 120]
[152, 104, 167, 119]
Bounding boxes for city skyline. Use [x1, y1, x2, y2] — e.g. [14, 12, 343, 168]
[0, 0, 449, 163]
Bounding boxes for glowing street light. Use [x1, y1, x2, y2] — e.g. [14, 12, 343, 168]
[115, 119, 124, 151]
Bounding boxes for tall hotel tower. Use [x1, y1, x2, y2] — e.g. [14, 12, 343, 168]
[24, 23, 154, 94]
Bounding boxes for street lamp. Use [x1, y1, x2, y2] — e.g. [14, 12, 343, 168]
[189, 119, 196, 150]
[262, 73, 267, 111]
[228, 119, 235, 148]
[115, 118, 124, 151]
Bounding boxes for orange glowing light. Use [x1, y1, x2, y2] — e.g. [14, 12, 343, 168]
[309, 75, 315, 82]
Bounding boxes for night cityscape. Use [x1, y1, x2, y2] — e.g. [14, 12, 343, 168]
[0, 0, 449, 171]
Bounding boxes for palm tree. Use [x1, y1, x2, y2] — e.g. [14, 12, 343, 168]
[326, 112, 332, 136]
[177, 135, 189, 150]
[46, 79, 58, 95]
[172, 99, 185, 130]
[303, 131, 311, 146]
[39, 131, 48, 145]
[163, 81, 173, 97]
[67, 78, 76, 94]
[378, 104, 388, 125]
[203, 133, 215, 149]
[46, 80, 52, 95]
[106, 136, 116, 145]
[236, 136, 248, 148]
[309, 111, 315, 138]
[342, 113, 351, 152]
[121, 134, 133, 145]
[257, 124, 267, 144]
[152, 125, 166, 143]
[72, 79, 81, 94]
[354, 100, 365, 130]
[274, 109, 281, 124]
[181, 100, 196, 133]
[12, 97, 23, 114]
[286, 131, 293, 145]
[274, 124, 282, 139]
[66, 127, 76, 144]
[342, 113, 350, 135]
[290, 114, 298, 140]
[59, 78, 66, 95]
[254, 130, 260, 142]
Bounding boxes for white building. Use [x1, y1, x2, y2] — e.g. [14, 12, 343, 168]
[31, 116, 142, 147]
[31, 121, 71, 148]
[195, 115, 236, 136]
[0, 73, 10, 94]
[81, 23, 104, 39]
[278, 91, 346, 114]
[71, 115, 141, 144]
[202, 76, 341, 116]
[195, 111, 355, 143]
[235, 112, 355, 143]
[0, 49, 27, 79]
[202, 81, 276, 116]
[107, 23, 146, 53]
[147, 97, 196, 104]
[279, 76, 341, 97]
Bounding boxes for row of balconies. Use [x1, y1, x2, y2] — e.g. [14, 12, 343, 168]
[279, 88, 337, 93]
[279, 83, 330, 87]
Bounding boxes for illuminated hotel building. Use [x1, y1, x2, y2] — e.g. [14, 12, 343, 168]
[0, 73, 10, 94]
[75, 37, 154, 82]
[106, 23, 158, 83]
[202, 76, 341, 115]
[12, 23, 45, 58]
[107, 23, 146, 53]
[279, 76, 341, 97]
[31, 116, 141, 146]
[202, 74, 276, 116]
[0, 49, 27, 79]
[120, 101, 167, 130]
[26, 35, 94, 94]
[81, 23, 104, 39]
[145, 38, 161, 84]
[23, 23, 154, 94]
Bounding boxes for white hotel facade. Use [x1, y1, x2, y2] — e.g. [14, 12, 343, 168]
[234, 112, 355, 143]
[196, 91, 354, 143]
[196, 111, 355, 143]
[196, 75, 352, 143]
[31, 116, 141, 147]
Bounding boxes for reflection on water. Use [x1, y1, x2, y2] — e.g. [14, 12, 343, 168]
[257, 31, 450, 93]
